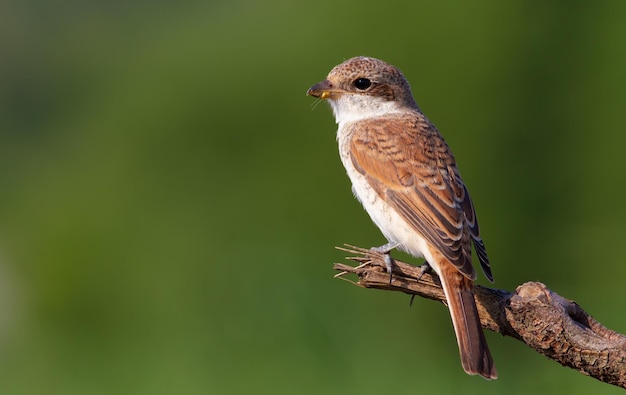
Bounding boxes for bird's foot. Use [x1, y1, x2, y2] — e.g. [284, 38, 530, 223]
[371, 242, 399, 284]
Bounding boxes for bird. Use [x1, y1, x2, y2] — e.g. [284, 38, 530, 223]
[307, 56, 497, 379]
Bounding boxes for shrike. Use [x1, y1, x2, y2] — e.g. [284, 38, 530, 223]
[307, 56, 496, 379]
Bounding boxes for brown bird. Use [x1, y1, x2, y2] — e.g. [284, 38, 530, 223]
[307, 56, 496, 379]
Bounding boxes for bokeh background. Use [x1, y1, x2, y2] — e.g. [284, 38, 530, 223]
[1, 1, 626, 394]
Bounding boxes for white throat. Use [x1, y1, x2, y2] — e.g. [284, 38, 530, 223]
[328, 94, 407, 125]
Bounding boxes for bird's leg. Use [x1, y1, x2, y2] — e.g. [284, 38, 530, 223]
[415, 261, 432, 281]
[371, 242, 399, 284]
[410, 261, 433, 306]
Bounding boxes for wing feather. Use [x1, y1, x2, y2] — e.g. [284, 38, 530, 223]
[349, 113, 491, 281]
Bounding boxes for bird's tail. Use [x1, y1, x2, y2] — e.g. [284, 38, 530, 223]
[439, 264, 497, 380]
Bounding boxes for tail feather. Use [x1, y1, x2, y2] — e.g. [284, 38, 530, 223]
[440, 265, 497, 379]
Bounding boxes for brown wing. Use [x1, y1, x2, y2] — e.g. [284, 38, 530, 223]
[349, 113, 491, 281]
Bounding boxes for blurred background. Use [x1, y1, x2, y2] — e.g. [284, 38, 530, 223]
[1, 0, 626, 393]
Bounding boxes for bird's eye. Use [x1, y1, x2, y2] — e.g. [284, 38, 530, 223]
[353, 78, 372, 90]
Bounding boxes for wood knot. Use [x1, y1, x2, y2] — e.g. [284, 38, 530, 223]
[511, 281, 551, 308]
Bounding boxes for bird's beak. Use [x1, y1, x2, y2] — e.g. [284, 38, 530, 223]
[307, 80, 339, 100]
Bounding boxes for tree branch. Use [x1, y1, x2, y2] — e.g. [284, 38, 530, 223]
[334, 245, 626, 389]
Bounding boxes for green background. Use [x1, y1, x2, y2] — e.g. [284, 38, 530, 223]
[2, 1, 626, 394]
